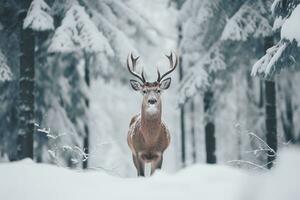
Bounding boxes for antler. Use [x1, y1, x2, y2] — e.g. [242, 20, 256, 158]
[157, 52, 178, 82]
[127, 53, 146, 83]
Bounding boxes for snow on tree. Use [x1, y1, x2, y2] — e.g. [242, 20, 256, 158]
[49, 4, 113, 55]
[178, 0, 230, 164]
[0, 50, 12, 81]
[83, 0, 163, 79]
[178, 0, 277, 166]
[221, 1, 272, 41]
[178, 0, 227, 104]
[23, 0, 54, 31]
[251, 0, 300, 79]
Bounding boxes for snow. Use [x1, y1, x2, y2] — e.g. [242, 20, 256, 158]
[49, 5, 113, 55]
[0, 50, 12, 81]
[251, 41, 287, 78]
[273, 16, 285, 31]
[271, 0, 281, 15]
[281, 4, 300, 45]
[1, 148, 300, 200]
[221, 1, 272, 41]
[23, 0, 54, 31]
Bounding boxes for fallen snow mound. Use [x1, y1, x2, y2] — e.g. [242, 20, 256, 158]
[0, 148, 300, 200]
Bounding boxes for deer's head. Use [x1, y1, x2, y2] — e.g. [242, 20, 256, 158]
[127, 53, 177, 115]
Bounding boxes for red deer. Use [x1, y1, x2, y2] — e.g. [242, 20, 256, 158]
[127, 52, 177, 176]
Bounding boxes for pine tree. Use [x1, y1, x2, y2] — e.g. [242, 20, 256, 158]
[251, 0, 300, 79]
[178, 0, 274, 165]
[178, 0, 228, 164]
[17, 0, 55, 161]
[0, 0, 21, 160]
[17, 0, 35, 160]
[174, 0, 187, 167]
[251, 0, 300, 164]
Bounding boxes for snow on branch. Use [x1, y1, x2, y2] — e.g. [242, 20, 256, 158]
[251, 41, 288, 79]
[221, 1, 272, 41]
[271, 0, 282, 15]
[23, 0, 54, 31]
[177, 65, 208, 105]
[90, 10, 137, 62]
[49, 5, 113, 55]
[0, 51, 12, 81]
[178, 44, 225, 104]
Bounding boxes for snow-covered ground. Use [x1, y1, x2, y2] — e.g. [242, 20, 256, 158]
[1, 148, 299, 200]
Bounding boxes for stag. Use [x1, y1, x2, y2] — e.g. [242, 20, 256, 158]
[127, 52, 177, 176]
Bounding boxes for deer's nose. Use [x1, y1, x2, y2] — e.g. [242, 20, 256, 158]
[148, 98, 157, 105]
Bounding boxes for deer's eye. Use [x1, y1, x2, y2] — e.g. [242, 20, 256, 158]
[157, 89, 161, 94]
[142, 90, 147, 94]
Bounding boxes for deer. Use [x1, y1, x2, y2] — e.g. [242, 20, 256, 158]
[126, 52, 177, 177]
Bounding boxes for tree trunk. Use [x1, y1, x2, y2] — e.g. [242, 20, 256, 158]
[179, 82, 186, 166]
[265, 80, 277, 168]
[190, 100, 197, 163]
[280, 75, 295, 143]
[264, 36, 277, 169]
[17, 0, 35, 160]
[83, 52, 90, 169]
[177, 19, 186, 167]
[203, 90, 216, 164]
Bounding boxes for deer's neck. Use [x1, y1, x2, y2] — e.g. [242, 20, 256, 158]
[141, 103, 162, 139]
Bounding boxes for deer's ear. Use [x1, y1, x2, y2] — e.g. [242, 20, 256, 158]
[160, 77, 171, 90]
[130, 80, 143, 91]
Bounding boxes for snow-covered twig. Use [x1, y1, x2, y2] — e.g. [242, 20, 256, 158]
[247, 132, 276, 155]
[228, 160, 268, 171]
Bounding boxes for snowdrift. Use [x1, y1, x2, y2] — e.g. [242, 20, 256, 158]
[0, 148, 299, 200]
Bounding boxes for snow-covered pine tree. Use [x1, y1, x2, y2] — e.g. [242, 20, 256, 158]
[49, 2, 114, 168]
[178, 0, 229, 164]
[221, 0, 279, 169]
[174, 0, 187, 167]
[16, 0, 55, 161]
[251, 0, 300, 152]
[251, 0, 300, 79]
[0, 0, 22, 160]
[17, 0, 36, 160]
[178, 0, 276, 166]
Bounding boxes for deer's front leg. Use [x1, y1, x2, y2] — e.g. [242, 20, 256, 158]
[137, 156, 145, 177]
[151, 153, 163, 175]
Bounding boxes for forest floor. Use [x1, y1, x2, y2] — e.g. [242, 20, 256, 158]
[0, 148, 299, 200]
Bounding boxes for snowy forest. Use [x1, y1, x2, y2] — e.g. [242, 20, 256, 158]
[0, 0, 300, 199]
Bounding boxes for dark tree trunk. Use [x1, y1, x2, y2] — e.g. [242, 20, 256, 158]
[17, 0, 35, 160]
[179, 86, 186, 167]
[259, 80, 264, 108]
[83, 52, 90, 169]
[265, 80, 277, 168]
[190, 100, 197, 163]
[264, 36, 277, 169]
[203, 90, 216, 164]
[177, 21, 186, 167]
[280, 77, 295, 143]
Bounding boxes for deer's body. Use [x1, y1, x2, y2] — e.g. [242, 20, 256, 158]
[126, 53, 177, 176]
[127, 112, 170, 176]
